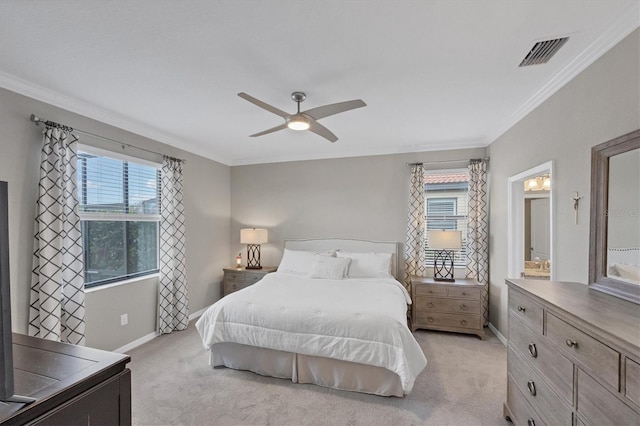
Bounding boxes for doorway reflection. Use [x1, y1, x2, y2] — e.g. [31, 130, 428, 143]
[523, 175, 551, 279]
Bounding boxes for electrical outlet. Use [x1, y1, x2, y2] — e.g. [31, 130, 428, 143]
[120, 313, 128, 326]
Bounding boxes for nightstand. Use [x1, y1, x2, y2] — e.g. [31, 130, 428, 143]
[411, 276, 484, 339]
[223, 266, 277, 296]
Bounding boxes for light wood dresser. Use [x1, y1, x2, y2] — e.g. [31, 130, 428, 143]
[505, 279, 640, 426]
[411, 276, 484, 339]
[223, 266, 277, 296]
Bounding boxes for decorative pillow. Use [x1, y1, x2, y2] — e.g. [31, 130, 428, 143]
[613, 263, 640, 283]
[309, 256, 351, 280]
[278, 249, 335, 275]
[336, 251, 393, 278]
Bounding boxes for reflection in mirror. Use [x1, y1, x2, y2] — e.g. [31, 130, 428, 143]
[606, 149, 640, 285]
[507, 161, 554, 282]
[589, 129, 640, 304]
[523, 175, 550, 280]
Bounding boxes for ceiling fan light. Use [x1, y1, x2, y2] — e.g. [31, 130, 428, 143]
[287, 117, 310, 131]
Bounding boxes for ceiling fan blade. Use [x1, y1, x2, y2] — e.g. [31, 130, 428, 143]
[238, 92, 289, 118]
[308, 120, 338, 143]
[302, 99, 366, 120]
[249, 123, 288, 137]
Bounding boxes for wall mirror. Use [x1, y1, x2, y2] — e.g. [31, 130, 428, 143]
[589, 129, 640, 304]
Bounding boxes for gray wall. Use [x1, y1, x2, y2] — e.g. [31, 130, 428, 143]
[0, 87, 231, 350]
[231, 147, 487, 279]
[487, 29, 640, 335]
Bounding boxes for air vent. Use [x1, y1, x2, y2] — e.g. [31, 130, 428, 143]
[519, 37, 569, 67]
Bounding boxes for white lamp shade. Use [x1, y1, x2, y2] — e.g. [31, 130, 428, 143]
[240, 228, 268, 244]
[428, 230, 462, 250]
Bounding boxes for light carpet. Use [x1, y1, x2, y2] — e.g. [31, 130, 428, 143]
[127, 321, 508, 426]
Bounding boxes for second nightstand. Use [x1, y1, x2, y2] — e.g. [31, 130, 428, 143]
[411, 276, 484, 339]
[223, 266, 277, 296]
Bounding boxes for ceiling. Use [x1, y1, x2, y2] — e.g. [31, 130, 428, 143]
[1, 1, 638, 166]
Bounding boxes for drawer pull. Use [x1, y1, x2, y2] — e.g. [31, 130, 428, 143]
[527, 380, 536, 396]
[427, 302, 435, 308]
[232, 284, 237, 290]
[565, 339, 578, 348]
[517, 306, 526, 312]
[462, 292, 467, 296]
[427, 317, 434, 323]
[528, 342, 537, 358]
[527, 419, 535, 426]
[428, 290, 434, 293]
[460, 304, 468, 311]
[460, 319, 468, 326]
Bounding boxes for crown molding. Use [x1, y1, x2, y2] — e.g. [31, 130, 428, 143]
[486, 2, 640, 144]
[229, 138, 485, 166]
[0, 71, 231, 166]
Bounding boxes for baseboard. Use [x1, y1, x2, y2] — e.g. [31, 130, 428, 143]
[488, 322, 507, 346]
[113, 331, 160, 354]
[189, 307, 207, 321]
[112, 306, 209, 354]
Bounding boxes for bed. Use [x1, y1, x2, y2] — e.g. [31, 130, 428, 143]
[607, 247, 640, 285]
[195, 238, 427, 396]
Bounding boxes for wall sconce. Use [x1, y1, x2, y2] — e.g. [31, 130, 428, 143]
[240, 228, 268, 269]
[428, 230, 462, 282]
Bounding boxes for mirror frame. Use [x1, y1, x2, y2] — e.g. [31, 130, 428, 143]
[589, 129, 640, 304]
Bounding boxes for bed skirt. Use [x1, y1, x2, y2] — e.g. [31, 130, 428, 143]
[209, 342, 404, 397]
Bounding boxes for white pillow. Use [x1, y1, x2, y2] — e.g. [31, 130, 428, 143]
[278, 249, 335, 275]
[309, 256, 351, 280]
[336, 251, 393, 278]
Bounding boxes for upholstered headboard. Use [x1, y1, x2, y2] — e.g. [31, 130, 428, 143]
[284, 238, 400, 280]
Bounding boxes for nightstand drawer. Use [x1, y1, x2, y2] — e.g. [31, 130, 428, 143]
[414, 311, 480, 330]
[546, 312, 619, 390]
[414, 285, 447, 297]
[415, 296, 480, 314]
[224, 271, 246, 283]
[243, 273, 264, 284]
[448, 287, 480, 299]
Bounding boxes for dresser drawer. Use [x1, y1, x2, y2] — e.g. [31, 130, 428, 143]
[546, 313, 619, 390]
[577, 368, 639, 426]
[414, 311, 480, 330]
[414, 285, 447, 297]
[625, 357, 640, 407]
[509, 289, 543, 333]
[509, 313, 573, 403]
[447, 287, 481, 299]
[508, 347, 572, 425]
[507, 377, 548, 426]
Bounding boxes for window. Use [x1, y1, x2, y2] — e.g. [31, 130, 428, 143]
[424, 170, 469, 267]
[77, 146, 161, 288]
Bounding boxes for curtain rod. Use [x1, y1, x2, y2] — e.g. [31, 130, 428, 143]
[407, 157, 489, 166]
[29, 114, 185, 163]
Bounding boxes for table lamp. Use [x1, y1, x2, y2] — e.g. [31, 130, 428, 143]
[428, 230, 462, 282]
[240, 228, 268, 269]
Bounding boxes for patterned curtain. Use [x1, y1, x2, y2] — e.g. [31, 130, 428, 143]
[466, 160, 489, 325]
[157, 156, 189, 334]
[28, 126, 86, 345]
[404, 164, 426, 289]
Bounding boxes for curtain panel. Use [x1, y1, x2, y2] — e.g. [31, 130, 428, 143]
[465, 160, 489, 325]
[404, 164, 426, 289]
[157, 156, 189, 334]
[28, 127, 86, 345]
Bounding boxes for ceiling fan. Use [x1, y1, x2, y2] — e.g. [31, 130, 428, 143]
[237, 91, 366, 143]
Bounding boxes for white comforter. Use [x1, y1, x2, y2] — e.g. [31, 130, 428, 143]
[195, 272, 427, 393]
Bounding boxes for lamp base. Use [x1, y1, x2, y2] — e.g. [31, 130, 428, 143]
[246, 244, 262, 269]
[433, 249, 456, 282]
